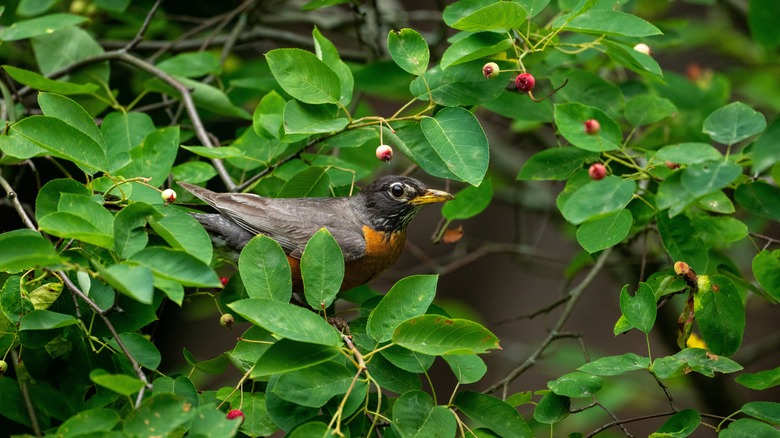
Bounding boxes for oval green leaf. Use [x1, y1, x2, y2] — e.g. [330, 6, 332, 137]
[576, 209, 633, 253]
[266, 48, 340, 105]
[239, 234, 293, 302]
[0, 229, 61, 273]
[368, 275, 438, 343]
[548, 372, 603, 398]
[229, 298, 340, 346]
[554, 103, 622, 152]
[703, 101, 766, 145]
[387, 28, 429, 76]
[454, 391, 532, 438]
[560, 176, 636, 225]
[392, 314, 500, 355]
[301, 228, 344, 309]
[420, 106, 489, 186]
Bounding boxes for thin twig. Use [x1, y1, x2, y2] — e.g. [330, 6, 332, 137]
[483, 248, 613, 396]
[12, 350, 41, 437]
[0, 176, 37, 230]
[124, 0, 162, 52]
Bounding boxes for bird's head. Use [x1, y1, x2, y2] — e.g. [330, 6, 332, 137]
[359, 175, 454, 232]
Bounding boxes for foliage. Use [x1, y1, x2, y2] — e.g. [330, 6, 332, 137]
[1, 0, 779, 436]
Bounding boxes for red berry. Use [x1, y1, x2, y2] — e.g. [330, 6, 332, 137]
[220, 313, 235, 329]
[482, 62, 499, 79]
[220, 277, 229, 287]
[584, 119, 601, 135]
[375, 145, 393, 162]
[588, 163, 607, 180]
[227, 409, 244, 422]
[515, 73, 535, 93]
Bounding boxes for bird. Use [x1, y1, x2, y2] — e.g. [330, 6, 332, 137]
[178, 175, 454, 292]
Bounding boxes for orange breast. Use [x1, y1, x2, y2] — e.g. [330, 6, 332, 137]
[287, 226, 407, 293]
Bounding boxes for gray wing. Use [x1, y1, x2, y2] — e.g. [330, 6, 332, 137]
[178, 183, 367, 260]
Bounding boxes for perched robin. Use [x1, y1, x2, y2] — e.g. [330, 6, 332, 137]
[178, 175, 453, 292]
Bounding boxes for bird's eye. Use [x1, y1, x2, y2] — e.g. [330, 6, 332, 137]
[389, 183, 406, 198]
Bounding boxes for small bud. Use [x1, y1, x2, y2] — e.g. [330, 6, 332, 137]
[633, 43, 651, 56]
[665, 161, 680, 170]
[482, 62, 499, 79]
[0, 360, 7, 376]
[226, 409, 244, 422]
[161, 188, 177, 204]
[375, 144, 393, 162]
[515, 73, 535, 93]
[584, 119, 601, 135]
[588, 163, 607, 180]
[220, 313, 235, 329]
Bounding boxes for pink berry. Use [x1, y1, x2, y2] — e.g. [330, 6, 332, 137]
[665, 161, 680, 170]
[482, 62, 499, 79]
[515, 73, 535, 93]
[161, 188, 177, 204]
[588, 163, 607, 180]
[633, 43, 651, 55]
[227, 409, 244, 422]
[376, 145, 393, 162]
[584, 119, 601, 135]
[220, 277, 229, 287]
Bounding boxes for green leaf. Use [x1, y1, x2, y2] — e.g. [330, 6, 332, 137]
[38, 92, 104, 147]
[619, 283, 657, 334]
[171, 161, 217, 184]
[0, 229, 61, 273]
[440, 32, 513, 70]
[229, 298, 340, 346]
[533, 391, 570, 425]
[273, 361, 354, 407]
[655, 143, 723, 165]
[0, 13, 88, 41]
[602, 40, 663, 79]
[548, 372, 603, 398]
[129, 246, 221, 288]
[366, 353, 421, 393]
[288, 422, 338, 437]
[578, 353, 650, 376]
[576, 209, 633, 253]
[11, 116, 108, 173]
[38, 194, 114, 249]
[420, 106, 489, 186]
[277, 166, 331, 198]
[181, 145, 244, 159]
[301, 228, 344, 309]
[55, 409, 120, 437]
[749, 0, 780, 50]
[252, 339, 341, 377]
[101, 111, 155, 173]
[96, 262, 154, 304]
[156, 51, 220, 77]
[392, 390, 457, 438]
[720, 418, 780, 438]
[283, 100, 348, 135]
[312, 27, 353, 106]
[702, 102, 766, 145]
[410, 60, 509, 106]
[189, 404, 241, 437]
[387, 28, 429, 76]
[443, 353, 487, 384]
[624, 95, 677, 127]
[554, 103, 622, 152]
[482, 80, 553, 123]
[753, 250, 780, 303]
[656, 213, 708, 273]
[553, 69, 624, 119]
[149, 205, 213, 264]
[694, 275, 744, 356]
[113, 202, 159, 259]
[368, 275, 438, 343]
[110, 333, 161, 370]
[393, 314, 501, 355]
[681, 161, 741, 198]
[253, 90, 286, 139]
[736, 366, 780, 390]
[560, 176, 636, 225]
[735, 181, 780, 222]
[518, 147, 598, 181]
[653, 348, 742, 379]
[442, 179, 493, 220]
[451, 2, 527, 31]
[239, 235, 293, 302]
[19, 309, 79, 330]
[123, 394, 196, 435]
[380, 345, 435, 373]
[650, 409, 700, 438]
[691, 215, 748, 245]
[16, 0, 57, 17]
[752, 116, 780, 174]
[116, 127, 180, 186]
[454, 391, 532, 438]
[3, 65, 98, 95]
[235, 393, 276, 437]
[742, 401, 780, 425]
[391, 124, 460, 182]
[266, 48, 341, 104]
[554, 10, 662, 37]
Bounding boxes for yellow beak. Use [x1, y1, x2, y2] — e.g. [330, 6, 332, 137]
[409, 189, 454, 206]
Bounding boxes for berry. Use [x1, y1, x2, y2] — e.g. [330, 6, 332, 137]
[227, 409, 244, 422]
[665, 161, 680, 170]
[588, 163, 607, 180]
[633, 43, 651, 55]
[0, 360, 7, 376]
[220, 313, 235, 329]
[161, 188, 177, 204]
[482, 62, 499, 79]
[584, 119, 601, 135]
[220, 276, 229, 287]
[515, 73, 535, 93]
[375, 145, 393, 162]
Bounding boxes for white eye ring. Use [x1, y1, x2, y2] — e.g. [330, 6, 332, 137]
[389, 183, 406, 198]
